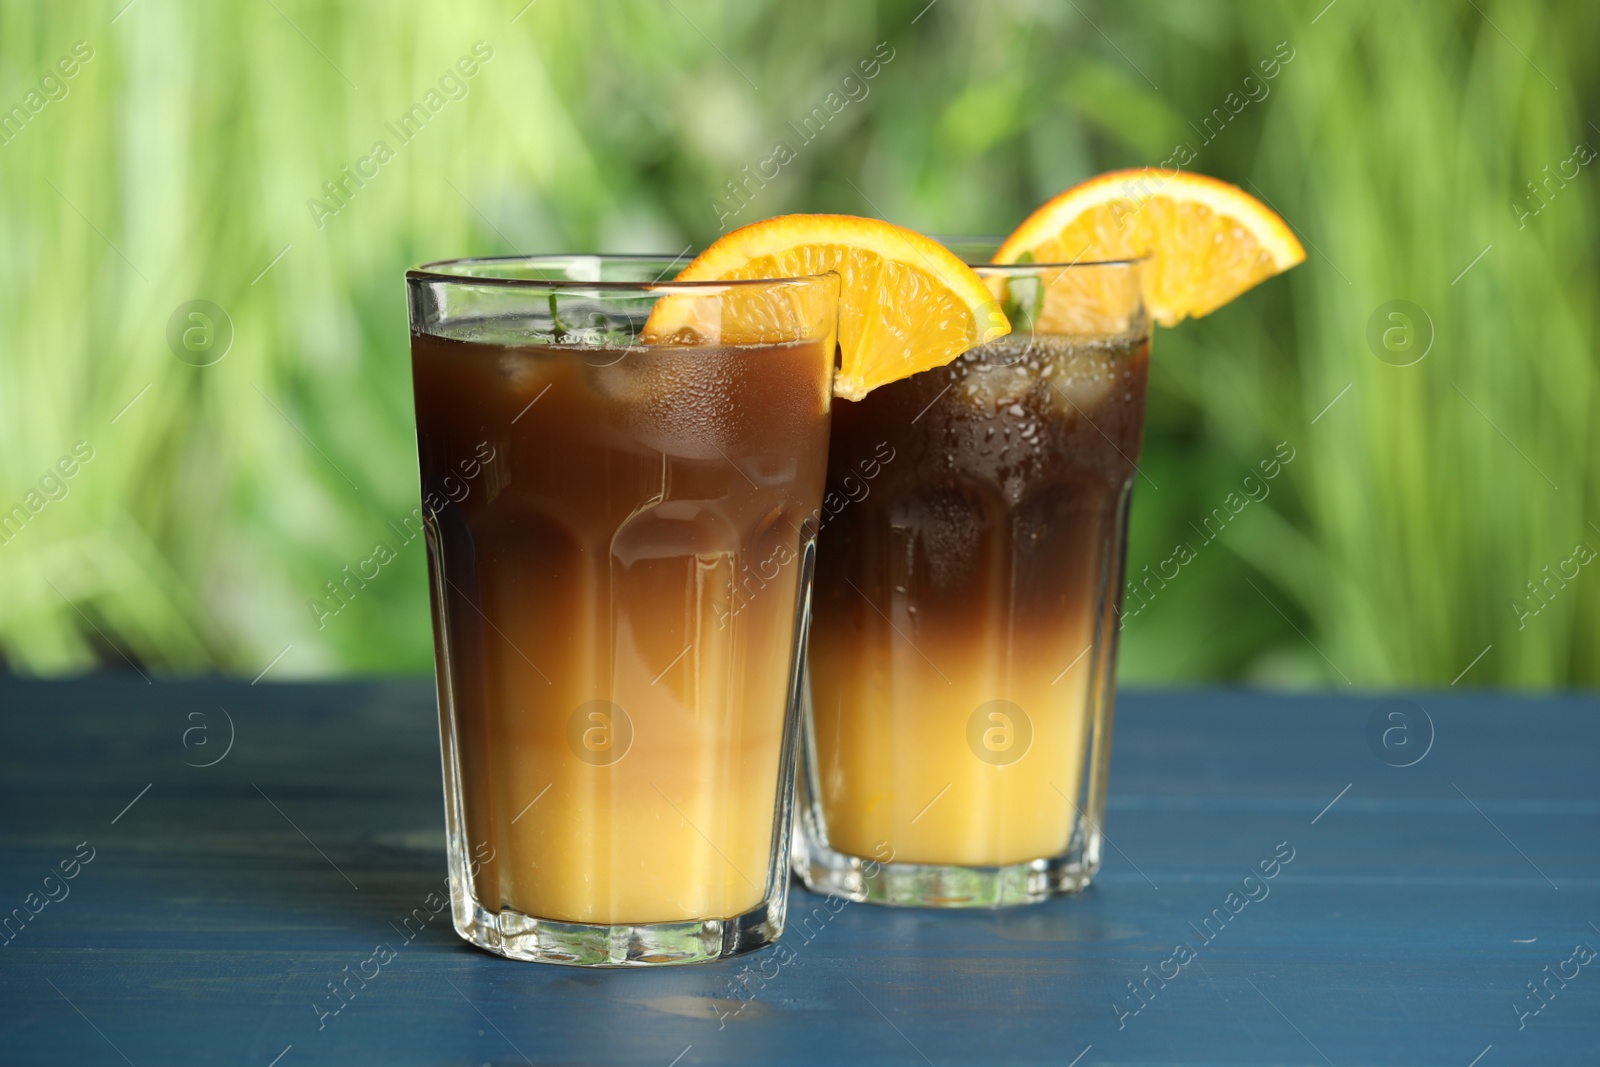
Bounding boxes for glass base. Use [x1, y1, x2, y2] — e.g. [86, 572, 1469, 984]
[797, 824, 1096, 908]
[452, 895, 784, 967]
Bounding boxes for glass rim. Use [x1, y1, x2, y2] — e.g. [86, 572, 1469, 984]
[407, 254, 837, 290]
[935, 236, 1150, 270]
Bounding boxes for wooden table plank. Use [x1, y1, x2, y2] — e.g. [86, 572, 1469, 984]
[0, 678, 1595, 1065]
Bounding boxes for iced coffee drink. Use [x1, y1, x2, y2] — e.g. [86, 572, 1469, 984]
[408, 257, 837, 964]
[797, 169, 1306, 908]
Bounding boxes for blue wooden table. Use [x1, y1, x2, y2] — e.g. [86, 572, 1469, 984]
[1, 678, 1595, 1066]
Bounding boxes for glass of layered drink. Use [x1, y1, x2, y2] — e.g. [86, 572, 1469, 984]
[799, 247, 1148, 906]
[406, 256, 838, 964]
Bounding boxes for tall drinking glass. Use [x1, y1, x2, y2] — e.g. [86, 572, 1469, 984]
[407, 256, 838, 963]
[798, 248, 1148, 906]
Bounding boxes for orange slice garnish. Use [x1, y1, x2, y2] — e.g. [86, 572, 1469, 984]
[644, 214, 1009, 400]
[994, 168, 1305, 327]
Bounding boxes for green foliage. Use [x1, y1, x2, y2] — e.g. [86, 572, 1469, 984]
[0, 0, 1595, 686]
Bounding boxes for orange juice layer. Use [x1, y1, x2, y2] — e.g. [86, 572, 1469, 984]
[413, 336, 830, 925]
[809, 620, 1094, 866]
[809, 335, 1147, 867]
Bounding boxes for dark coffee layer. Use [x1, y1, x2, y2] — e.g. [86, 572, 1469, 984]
[814, 334, 1148, 638]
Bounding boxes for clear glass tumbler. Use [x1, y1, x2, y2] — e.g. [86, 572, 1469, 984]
[407, 256, 838, 963]
[798, 248, 1148, 906]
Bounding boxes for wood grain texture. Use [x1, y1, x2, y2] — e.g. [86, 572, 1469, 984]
[0, 677, 1595, 1065]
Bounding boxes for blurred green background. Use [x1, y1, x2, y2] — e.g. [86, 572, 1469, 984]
[1, 0, 1595, 687]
